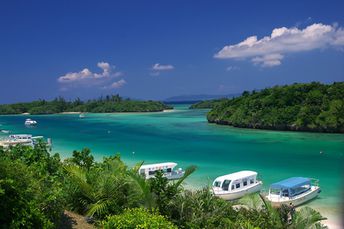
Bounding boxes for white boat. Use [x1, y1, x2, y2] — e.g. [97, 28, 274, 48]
[79, 113, 86, 118]
[139, 162, 184, 180]
[212, 170, 263, 200]
[0, 134, 52, 148]
[24, 118, 37, 126]
[265, 177, 320, 207]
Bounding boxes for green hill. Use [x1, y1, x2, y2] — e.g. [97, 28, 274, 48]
[207, 82, 344, 133]
[0, 95, 172, 115]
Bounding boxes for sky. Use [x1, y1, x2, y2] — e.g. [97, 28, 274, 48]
[0, 0, 343, 103]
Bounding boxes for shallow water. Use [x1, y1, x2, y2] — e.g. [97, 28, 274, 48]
[1, 104, 343, 219]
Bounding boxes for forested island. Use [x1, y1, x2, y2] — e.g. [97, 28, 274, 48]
[0, 144, 327, 228]
[202, 82, 343, 133]
[0, 94, 172, 115]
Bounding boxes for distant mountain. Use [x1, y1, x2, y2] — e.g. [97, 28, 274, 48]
[164, 94, 239, 103]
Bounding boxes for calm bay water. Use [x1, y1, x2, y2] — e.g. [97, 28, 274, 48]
[1, 104, 343, 219]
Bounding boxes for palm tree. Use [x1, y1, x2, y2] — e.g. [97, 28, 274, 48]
[63, 156, 134, 219]
[291, 207, 327, 229]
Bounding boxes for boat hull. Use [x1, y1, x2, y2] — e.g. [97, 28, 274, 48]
[214, 182, 263, 200]
[266, 186, 320, 207]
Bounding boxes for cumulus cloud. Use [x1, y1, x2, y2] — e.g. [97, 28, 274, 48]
[152, 63, 175, 71]
[214, 23, 344, 67]
[58, 62, 125, 90]
[106, 79, 126, 89]
[58, 62, 119, 83]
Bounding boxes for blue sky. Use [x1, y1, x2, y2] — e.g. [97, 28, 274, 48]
[0, 0, 343, 103]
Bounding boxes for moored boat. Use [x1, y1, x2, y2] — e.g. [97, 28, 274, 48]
[212, 170, 263, 200]
[24, 118, 37, 126]
[139, 162, 184, 180]
[265, 177, 320, 207]
[0, 134, 52, 148]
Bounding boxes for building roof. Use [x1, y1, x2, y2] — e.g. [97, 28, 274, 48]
[270, 177, 310, 190]
[214, 170, 258, 181]
[140, 162, 177, 170]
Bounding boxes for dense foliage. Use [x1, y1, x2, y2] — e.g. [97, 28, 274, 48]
[103, 208, 178, 229]
[0, 94, 172, 115]
[0, 145, 328, 228]
[207, 82, 344, 133]
[0, 143, 64, 228]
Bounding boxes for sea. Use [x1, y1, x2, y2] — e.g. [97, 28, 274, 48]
[0, 104, 343, 225]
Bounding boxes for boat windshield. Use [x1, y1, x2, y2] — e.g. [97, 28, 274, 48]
[221, 180, 231, 191]
[213, 180, 221, 187]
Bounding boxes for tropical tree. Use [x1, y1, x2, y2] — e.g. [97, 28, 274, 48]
[291, 207, 327, 229]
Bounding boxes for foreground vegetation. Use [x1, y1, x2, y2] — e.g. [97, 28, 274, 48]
[0, 144, 328, 228]
[207, 82, 344, 133]
[0, 94, 172, 115]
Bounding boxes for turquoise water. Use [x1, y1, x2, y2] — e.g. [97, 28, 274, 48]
[1, 104, 343, 218]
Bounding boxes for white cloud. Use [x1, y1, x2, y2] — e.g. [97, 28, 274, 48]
[152, 63, 174, 71]
[107, 79, 126, 89]
[226, 66, 240, 71]
[252, 53, 284, 67]
[58, 62, 125, 90]
[58, 61, 119, 82]
[214, 23, 344, 67]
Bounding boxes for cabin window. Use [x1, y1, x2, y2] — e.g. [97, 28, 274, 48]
[282, 189, 289, 197]
[250, 179, 254, 184]
[290, 184, 310, 197]
[213, 181, 221, 187]
[222, 180, 231, 191]
[166, 168, 172, 173]
[139, 169, 145, 176]
[243, 179, 248, 186]
[231, 185, 234, 190]
[236, 183, 240, 189]
[148, 171, 155, 175]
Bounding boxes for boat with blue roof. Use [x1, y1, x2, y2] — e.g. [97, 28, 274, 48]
[265, 177, 320, 207]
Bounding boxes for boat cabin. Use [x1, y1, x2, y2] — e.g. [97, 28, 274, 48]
[269, 177, 312, 198]
[139, 162, 184, 180]
[213, 171, 258, 192]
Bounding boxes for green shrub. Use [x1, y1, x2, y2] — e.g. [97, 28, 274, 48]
[103, 208, 177, 229]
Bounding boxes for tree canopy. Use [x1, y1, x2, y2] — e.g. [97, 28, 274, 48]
[0, 94, 173, 115]
[207, 82, 344, 133]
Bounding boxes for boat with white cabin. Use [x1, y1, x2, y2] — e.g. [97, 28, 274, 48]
[139, 162, 184, 180]
[0, 134, 52, 148]
[265, 177, 320, 207]
[24, 118, 37, 126]
[212, 170, 263, 200]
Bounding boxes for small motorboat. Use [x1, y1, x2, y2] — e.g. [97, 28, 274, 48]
[0, 134, 52, 148]
[139, 162, 184, 180]
[24, 118, 37, 126]
[265, 177, 320, 207]
[212, 170, 263, 200]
